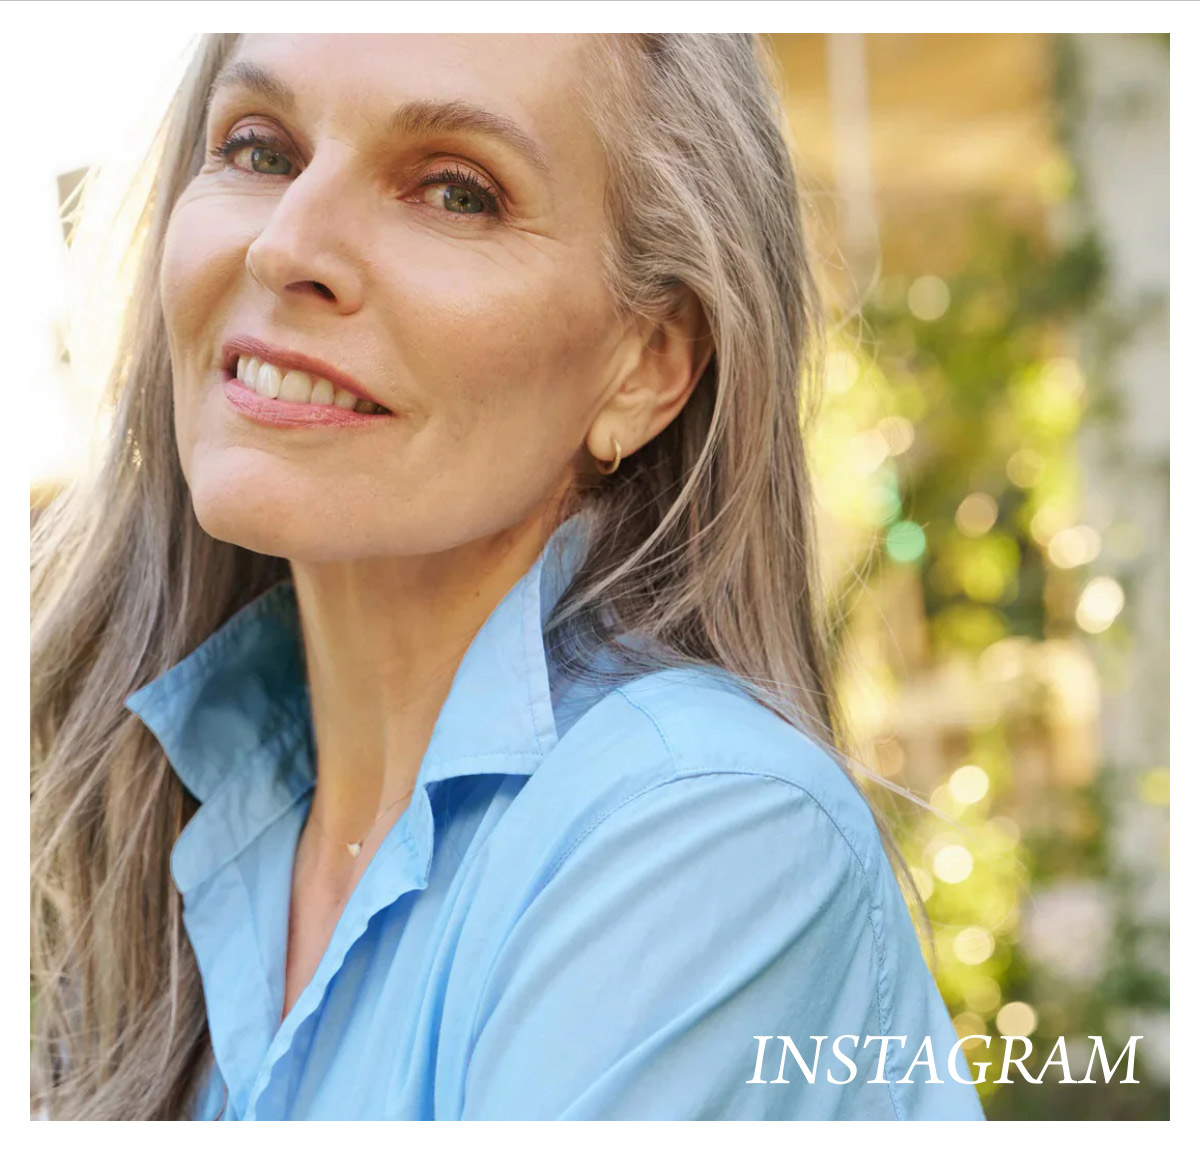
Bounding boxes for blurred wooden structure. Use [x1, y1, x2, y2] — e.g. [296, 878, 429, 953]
[767, 34, 1060, 288]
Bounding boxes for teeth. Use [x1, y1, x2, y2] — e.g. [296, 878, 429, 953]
[278, 369, 314, 403]
[257, 362, 282, 399]
[236, 356, 387, 413]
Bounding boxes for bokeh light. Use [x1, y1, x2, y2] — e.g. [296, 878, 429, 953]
[1030, 506, 1072, 546]
[849, 428, 891, 474]
[877, 415, 915, 455]
[949, 765, 990, 805]
[1048, 524, 1102, 569]
[885, 520, 926, 562]
[1075, 576, 1125, 633]
[953, 1011, 989, 1040]
[933, 844, 974, 884]
[1005, 447, 1044, 488]
[953, 926, 996, 965]
[995, 1001, 1038, 1038]
[963, 976, 1003, 1014]
[956, 492, 1000, 537]
[825, 349, 860, 396]
[907, 274, 951, 321]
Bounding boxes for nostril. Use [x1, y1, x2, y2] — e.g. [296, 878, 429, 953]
[311, 281, 335, 301]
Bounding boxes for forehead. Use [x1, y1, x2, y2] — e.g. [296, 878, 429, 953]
[226, 34, 605, 171]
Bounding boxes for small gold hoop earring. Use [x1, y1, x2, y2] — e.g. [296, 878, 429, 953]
[595, 436, 622, 476]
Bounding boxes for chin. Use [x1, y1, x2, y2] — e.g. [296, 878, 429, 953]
[192, 497, 304, 560]
[186, 468, 349, 562]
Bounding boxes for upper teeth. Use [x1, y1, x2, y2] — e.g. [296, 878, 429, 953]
[235, 356, 387, 413]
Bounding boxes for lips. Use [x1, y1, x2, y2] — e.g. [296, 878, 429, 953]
[220, 336, 393, 414]
[233, 355, 390, 414]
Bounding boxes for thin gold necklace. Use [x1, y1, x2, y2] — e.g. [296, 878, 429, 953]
[307, 786, 414, 859]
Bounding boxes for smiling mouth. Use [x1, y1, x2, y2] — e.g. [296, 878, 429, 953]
[227, 354, 392, 415]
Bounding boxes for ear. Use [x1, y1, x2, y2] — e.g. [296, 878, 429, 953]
[585, 287, 713, 467]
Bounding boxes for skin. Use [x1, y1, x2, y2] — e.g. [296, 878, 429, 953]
[160, 33, 709, 1020]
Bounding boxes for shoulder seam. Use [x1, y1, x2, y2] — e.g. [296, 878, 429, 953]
[615, 686, 678, 766]
[612, 680, 877, 851]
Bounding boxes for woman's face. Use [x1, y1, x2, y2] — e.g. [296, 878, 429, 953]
[161, 34, 634, 562]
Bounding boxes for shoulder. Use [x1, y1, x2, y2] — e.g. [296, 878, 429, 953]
[537, 664, 888, 883]
[460, 664, 894, 947]
[444, 666, 981, 1120]
[448, 667, 926, 1119]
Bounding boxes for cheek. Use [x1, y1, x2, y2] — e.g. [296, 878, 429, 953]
[160, 195, 261, 491]
[388, 248, 614, 441]
[159, 196, 247, 359]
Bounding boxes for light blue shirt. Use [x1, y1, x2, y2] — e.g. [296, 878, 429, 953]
[124, 514, 985, 1120]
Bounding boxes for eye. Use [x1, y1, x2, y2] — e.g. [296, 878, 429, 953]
[435, 184, 486, 215]
[206, 131, 502, 220]
[417, 165, 501, 217]
[209, 129, 295, 177]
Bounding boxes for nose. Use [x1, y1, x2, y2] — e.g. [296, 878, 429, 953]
[244, 146, 366, 314]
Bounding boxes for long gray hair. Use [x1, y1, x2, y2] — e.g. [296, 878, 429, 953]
[31, 33, 911, 1120]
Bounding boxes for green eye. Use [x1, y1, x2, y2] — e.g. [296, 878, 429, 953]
[249, 146, 292, 176]
[441, 185, 486, 214]
[209, 131, 296, 177]
[421, 166, 500, 217]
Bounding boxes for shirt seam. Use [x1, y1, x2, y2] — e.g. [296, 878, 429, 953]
[615, 686, 678, 765]
[520, 566, 554, 758]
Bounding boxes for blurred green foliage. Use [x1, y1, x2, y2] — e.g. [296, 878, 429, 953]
[813, 214, 1168, 1118]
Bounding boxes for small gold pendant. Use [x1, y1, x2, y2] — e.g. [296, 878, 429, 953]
[346, 841, 363, 858]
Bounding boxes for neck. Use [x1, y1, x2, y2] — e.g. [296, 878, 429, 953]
[288, 507, 559, 865]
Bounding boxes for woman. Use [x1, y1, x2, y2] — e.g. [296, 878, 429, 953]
[31, 33, 985, 1120]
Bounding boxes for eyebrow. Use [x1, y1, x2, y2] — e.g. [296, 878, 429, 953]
[208, 60, 552, 178]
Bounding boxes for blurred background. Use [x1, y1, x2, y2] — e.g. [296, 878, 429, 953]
[769, 32, 1169, 1119]
[30, 33, 1169, 1119]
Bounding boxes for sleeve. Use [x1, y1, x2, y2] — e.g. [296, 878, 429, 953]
[458, 771, 907, 1120]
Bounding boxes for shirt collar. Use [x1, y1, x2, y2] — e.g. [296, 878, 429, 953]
[124, 511, 594, 810]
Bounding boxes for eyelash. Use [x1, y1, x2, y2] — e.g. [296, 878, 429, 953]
[207, 129, 503, 217]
